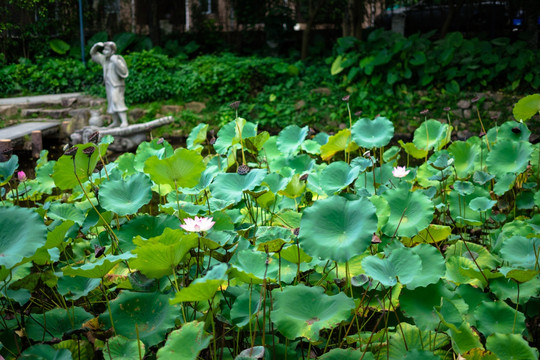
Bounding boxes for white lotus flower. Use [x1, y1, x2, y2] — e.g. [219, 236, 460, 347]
[392, 166, 410, 178]
[181, 216, 215, 232]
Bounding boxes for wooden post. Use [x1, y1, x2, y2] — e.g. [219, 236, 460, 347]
[31, 130, 42, 159]
[0, 139, 11, 162]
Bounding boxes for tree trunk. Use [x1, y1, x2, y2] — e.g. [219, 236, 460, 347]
[301, 0, 324, 59]
[441, 0, 465, 38]
[524, 0, 539, 49]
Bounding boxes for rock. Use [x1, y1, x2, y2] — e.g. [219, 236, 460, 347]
[463, 109, 472, 119]
[457, 99, 470, 109]
[0, 105, 18, 117]
[161, 105, 184, 114]
[129, 108, 148, 121]
[295, 100, 306, 110]
[310, 87, 331, 96]
[185, 101, 206, 113]
[61, 97, 77, 107]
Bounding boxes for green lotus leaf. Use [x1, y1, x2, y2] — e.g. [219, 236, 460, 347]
[104, 336, 145, 360]
[400, 281, 453, 330]
[469, 197, 496, 212]
[491, 121, 531, 142]
[490, 276, 540, 305]
[472, 171, 495, 185]
[53, 339, 93, 360]
[230, 288, 263, 328]
[446, 241, 499, 269]
[448, 185, 490, 226]
[156, 321, 212, 360]
[319, 348, 373, 360]
[499, 236, 540, 270]
[369, 195, 390, 231]
[133, 138, 174, 172]
[486, 333, 539, 360]
[361, 247, 422, 287]
[100, 291, 178, 347]
[381, 185, 434, 238]
[269, 154, 315, 176]
[474, 301, 526, 337]
[277, 125, 308, 155]
[213, 118, 257, 155]
[0, 154, 18, 186]
[62, 252, 135, 278]
[444, 256, 491, 289]
[351, 116, 394, 148]
[0, 207, 47, 269]
[320, 161, 360, 195]
[447, 141, 479, 178]
[170, 263, 228, 303]
[453, 181, 475, 196]
[186, 123, 208, 151]
[407, 244, 446, 289]
[271, 284, 354, 341]
[403, 349, 440, 359]
[399, 140, 428, 159]
[379, 323, 449, 360]
[52, 143, 105, 190]
[413, 119, 452, 151]
[301, 139, 321, 155]
[299, 196, 378, 262]
[210, 169, 267, 204]
[236, 346, 265, 359]
[403, 224, 451, 246]
[99, 173, 153, 216]
[429, 150, 454, 170]
[512, 93, 540, 122]
[245, 131, 270, 153]
[230, 249, 279, 284]
[447, 322, 483, 355]
[115, 214, 180, 252]
[498, 268, 538, 283]
[493, 173, 516, 196]
[25, 307, 93, 341]
[144, 148, 205, 189]
[486, 140, 532, 177]
[130, 228, 198, 279]
[320, 129, 359, 161]
[278, 174, 306, 199]
[57, 276, 101, 300]
[46, 203, 85, 225]
[19, 344, 72, 360]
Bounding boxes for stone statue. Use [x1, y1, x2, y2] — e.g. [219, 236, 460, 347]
[90, 41, 129, 128]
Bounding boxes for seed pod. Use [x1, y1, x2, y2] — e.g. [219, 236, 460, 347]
[237, 164, 250, 175]
[82, 146, 96, 156]
[64, 146, 78, 157]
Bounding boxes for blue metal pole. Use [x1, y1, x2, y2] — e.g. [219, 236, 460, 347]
[78, 0, 86, 65]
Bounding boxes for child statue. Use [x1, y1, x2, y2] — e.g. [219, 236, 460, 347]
[90, 41, 129, 128]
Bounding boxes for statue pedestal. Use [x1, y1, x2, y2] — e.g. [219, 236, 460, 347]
[70, 116, 174, 151]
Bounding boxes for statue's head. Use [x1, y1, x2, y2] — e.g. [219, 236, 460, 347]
[103, 42, 117, 57]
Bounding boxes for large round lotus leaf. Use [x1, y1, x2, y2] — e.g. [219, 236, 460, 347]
[381, 185, 434, 238]
[493, 172, 515, 197]
[52, 143, 105, 190]
[320, 161, 360, 195]
[320, 129, 359, 161]
[19, 344, 72, 360]
[115, 214, 180, 251]
[144, 148, 205, 189]
[236, 346, 265, 359]
[512, 93, 540, 122]
[299, 196, 378, 262]
[400, 281, 453, 330]
[403, 349, 440, 359]
[0, 154, 18, 186]
[499, 236, 540, 269]
[448, 185, 490, 226]
[156, 321, 212, 360]
[351, 116, 394, 148]
[469, 197, 496, 212]
[47, 203, 86, 225]
[490, 276, 540, 305]
[486, 333, 539, 360]
[99, 173, 153, 216]
[446, 241, 499, 269]
[25, 307, 93, 341]
[486, 140, 532, 177]
[406, 244, 446, 289]
[133, 138, 174, 172]
[271, 284, 354, 341]
[63, 252, 135, 278]
[447, 141, 479, 178]
[130, 229, 198, 279]
[230, 288, 263, 327]
[361, 247, 422, 287]
[57, 276, 101, 300]
[104, 336, 145, 360]
[100, 291, 178, 347]
[379, 322, 449, 360]
[473, 301, 525, 337]
[268, 154, 315, 176]
[210, 169, 267, 204]
[319, 348, 374, 360]
[170, 263, 228, 303]
[277, 125, 308, 155]
[413, 119, 451, 151]
[0, 207, 47, 269]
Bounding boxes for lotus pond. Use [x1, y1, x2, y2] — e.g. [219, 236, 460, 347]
[1, 95, 539, 360]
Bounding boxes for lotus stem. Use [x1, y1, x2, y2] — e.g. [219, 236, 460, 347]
[100, 281, 116, 335]
[512, 282, 520, 334]
[135, 323, 142, 360]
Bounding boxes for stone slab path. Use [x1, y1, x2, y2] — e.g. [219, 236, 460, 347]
[0, 121, 61, 145]
[0, 93, 83, 106]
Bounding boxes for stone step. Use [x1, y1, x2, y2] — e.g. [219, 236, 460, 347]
[21, 108, 73, 119]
